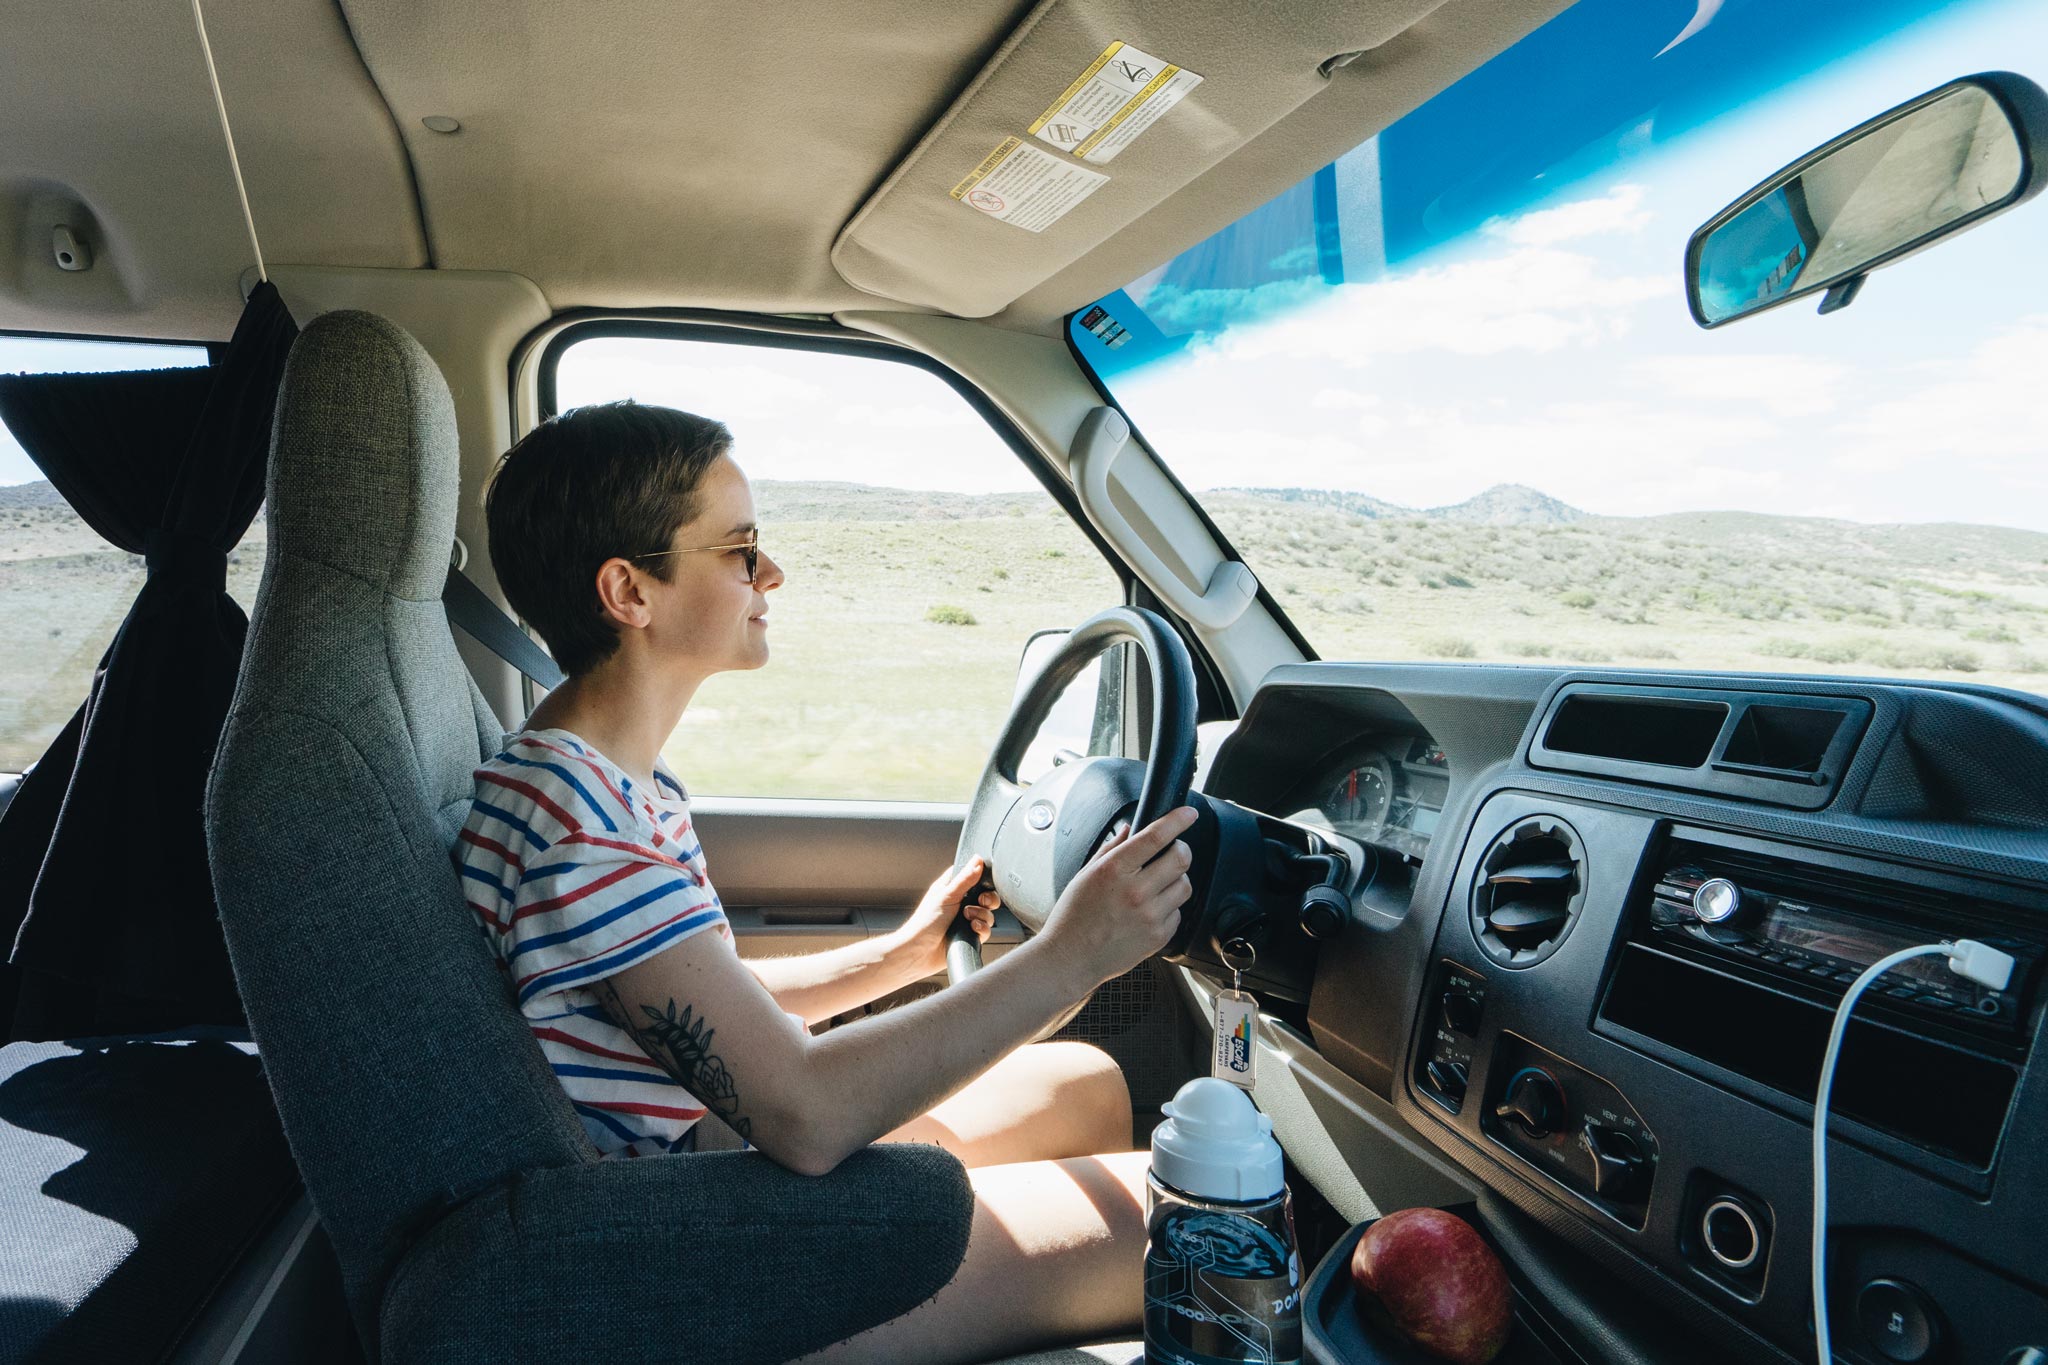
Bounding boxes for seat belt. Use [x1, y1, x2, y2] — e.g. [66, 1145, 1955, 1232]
[442, 567, 565, 691]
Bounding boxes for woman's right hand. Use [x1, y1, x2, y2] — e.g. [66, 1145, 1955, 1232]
[1035, 805, 1199, 993]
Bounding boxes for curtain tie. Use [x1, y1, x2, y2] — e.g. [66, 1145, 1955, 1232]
[144, 527, 229, 593]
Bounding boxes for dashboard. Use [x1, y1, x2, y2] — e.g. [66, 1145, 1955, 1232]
[1199, 664, 2048, 1365]
[1285, 735, 1450, 864]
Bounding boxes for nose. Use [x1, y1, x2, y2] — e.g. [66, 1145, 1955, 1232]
[755, 549, 785, 591]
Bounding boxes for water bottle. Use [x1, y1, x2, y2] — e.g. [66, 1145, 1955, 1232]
[1143, 1077, 1302, 1365]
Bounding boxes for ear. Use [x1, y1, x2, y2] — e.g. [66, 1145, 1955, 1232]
[593, 557, 654, 631]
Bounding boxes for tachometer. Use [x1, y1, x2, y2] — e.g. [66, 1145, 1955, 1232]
[1324, 757, 1393, 834]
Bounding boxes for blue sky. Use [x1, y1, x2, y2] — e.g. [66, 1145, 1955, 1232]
[1086, 0, 2048, 530]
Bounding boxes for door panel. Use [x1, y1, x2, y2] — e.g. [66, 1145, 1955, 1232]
[693, 799, 1028, 962]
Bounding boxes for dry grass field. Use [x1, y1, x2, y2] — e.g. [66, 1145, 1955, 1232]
[5, 478, 2044, 796]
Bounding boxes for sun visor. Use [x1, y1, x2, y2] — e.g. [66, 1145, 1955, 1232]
[831, 0, 1448, 318]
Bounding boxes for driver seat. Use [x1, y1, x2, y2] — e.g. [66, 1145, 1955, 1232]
[204, 308, 976, 1363]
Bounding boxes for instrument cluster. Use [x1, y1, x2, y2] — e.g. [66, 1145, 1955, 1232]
[1287, 734, 1450, 863]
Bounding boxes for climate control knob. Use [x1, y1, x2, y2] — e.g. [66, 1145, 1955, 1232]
[1496, 1068, 1564, 1139]
[1580, 1122, 1650, 1202]
[1441, 991, 1482, 1035]
[1424, 1059, 1469, 1104]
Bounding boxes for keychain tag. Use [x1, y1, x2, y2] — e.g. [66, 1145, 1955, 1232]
[1212, 987, 1258, 1088]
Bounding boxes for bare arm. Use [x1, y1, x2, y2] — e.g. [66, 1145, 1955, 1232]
[599, 807, 1197, 1176]
[740, 861, 1000, 1027]
[740, 931, 932, 1029]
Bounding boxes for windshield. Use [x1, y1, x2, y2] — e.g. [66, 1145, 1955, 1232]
[1069, 0, 2046, 699]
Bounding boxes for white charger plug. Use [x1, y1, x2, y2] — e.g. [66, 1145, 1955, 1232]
[1812, 938, 2016, 1363]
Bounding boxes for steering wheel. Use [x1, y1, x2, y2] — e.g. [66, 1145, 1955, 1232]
[944, 606, 1201, 1018]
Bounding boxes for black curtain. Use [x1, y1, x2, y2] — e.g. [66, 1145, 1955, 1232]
[0, 283, 297, 1040]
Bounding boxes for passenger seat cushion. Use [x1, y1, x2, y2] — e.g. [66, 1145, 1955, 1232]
[0, 1030, 298, 1363]
[379, 1144, 976, 1365]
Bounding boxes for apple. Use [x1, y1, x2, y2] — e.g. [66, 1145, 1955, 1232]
[1350, 1207, 1513, 1365]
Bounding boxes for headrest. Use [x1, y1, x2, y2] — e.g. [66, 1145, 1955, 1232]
[265, 310, 459, 602]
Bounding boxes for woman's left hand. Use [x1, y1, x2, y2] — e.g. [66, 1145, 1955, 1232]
[897, 857, 1000, 977]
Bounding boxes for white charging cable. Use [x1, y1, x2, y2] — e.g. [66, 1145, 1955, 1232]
[1812, 938, 2015, 1363]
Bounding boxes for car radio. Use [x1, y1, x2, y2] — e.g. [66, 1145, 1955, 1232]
[1598, 829, 2042, 1171]
[1644, 848, 2039, 1033]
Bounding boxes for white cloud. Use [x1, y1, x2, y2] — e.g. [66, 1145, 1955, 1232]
[1310, 388, 1379, 411]
[557, 355, 824, 422]
[1630, 353, 1853, 418]
[1830, 316, 2048, 473]
[832, 402, 980, 432]
[1194, 245, 1671, 369]
[1483, 184, 1653, 246]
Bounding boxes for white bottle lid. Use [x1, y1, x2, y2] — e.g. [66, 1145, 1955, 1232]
[1150, 1076, 1284, 1202]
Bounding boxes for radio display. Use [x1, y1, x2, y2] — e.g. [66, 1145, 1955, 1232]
[1760, 901, 1953, 989]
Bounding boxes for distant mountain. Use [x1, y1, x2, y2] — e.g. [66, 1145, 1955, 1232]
[1222, 482, 1586, 525]
[1431, 483, 1586, 525]
[0, 479, 64, 509]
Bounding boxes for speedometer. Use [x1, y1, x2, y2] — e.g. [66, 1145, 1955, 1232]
[1324, 757, 1393, 834]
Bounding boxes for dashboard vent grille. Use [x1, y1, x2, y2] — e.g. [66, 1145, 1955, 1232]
[1472, 816, 1588, 968]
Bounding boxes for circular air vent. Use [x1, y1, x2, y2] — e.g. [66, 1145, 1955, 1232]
[1471, 815, 1588, 968]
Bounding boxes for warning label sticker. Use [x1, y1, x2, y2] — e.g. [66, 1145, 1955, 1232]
[950, 136, 1109, 233]
[1029, 41, 1203, 164]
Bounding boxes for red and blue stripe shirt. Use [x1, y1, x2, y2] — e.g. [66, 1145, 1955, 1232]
[457, 727, 735, 1158]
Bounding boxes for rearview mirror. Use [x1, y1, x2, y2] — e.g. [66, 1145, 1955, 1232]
[1687, 71, 2047, 327]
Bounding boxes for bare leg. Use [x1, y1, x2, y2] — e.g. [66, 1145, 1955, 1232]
[788, 1148, 1152, 1365]
[878, 1040, 1133, 1168]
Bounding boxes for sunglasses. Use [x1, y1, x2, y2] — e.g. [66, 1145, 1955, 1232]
[630, 528, 759, 584]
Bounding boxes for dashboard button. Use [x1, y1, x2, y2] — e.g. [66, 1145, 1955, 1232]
[1856, 1277, 1941, 1362]
[1911, 994, 1955, 1011]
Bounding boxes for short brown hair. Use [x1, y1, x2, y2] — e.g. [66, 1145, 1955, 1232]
[484, 400, 732, 676]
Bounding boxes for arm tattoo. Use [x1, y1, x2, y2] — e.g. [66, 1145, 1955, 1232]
[596, 980, 753, 1142]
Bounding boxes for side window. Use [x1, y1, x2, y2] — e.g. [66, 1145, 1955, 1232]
[550, 332, 1126, 802]
[0, 336, 236, 774]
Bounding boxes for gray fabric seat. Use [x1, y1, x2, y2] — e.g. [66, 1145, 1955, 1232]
[0, 1028, 302, 1364]
[204, 309, 973, 1363]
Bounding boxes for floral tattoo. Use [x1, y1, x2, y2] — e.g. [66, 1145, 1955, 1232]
[597, 981, 752, 1141]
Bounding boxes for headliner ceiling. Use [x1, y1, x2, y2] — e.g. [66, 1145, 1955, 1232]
[0, 0, 1572, 342]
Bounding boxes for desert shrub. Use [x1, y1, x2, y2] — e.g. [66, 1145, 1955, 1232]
[1422, 636, 1478, 658]
[1442, 573, 1474, 588]
[1884, 645, 1980, 672]
[925, 604, 977, 626]
[1966, 625, 2018, 643]
[1560, 590, 1596, 609]
[1504, 641, 1553, 657]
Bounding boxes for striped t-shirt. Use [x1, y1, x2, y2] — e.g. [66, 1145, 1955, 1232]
[456, 727, 744, 1158]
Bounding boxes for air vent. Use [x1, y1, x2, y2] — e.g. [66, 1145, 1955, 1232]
[1472, 816, 1588, 968]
